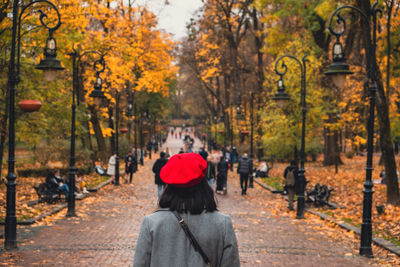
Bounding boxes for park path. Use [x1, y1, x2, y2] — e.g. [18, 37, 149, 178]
[0, 129, 376, 266]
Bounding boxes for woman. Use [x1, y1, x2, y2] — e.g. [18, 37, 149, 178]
[216, 155, 229, 194]
[133, 153, 240, 267]
[107, 154, 116, 182]
[205, 155, 216, 188]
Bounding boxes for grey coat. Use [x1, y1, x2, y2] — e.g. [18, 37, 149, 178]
[133, 210, 240, 267]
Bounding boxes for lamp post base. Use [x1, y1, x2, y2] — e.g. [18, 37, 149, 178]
[66, 210, 77, 217]
[359, 247, 374, 258]
[296, 196, 305, 219]
[4, 242, 18, 251]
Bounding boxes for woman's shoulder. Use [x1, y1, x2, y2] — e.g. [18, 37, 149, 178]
[145, 210, 232, 224]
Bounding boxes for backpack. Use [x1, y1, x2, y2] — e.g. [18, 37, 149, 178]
[285, 169, 296, 186]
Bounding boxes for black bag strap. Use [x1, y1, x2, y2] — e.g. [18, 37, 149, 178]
[171, 211, 212, 267]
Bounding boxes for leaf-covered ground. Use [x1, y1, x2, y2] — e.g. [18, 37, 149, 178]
[0, 173, 110, 222]
[267, 155, 400, 250]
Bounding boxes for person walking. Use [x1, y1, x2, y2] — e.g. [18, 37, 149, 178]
[216, 155, 229, 194]
[147, 141, 153, 159]
[205, 156, 216, 188]
[124, 151, 137, 184]
[152, 152, 168, 198]
[133, 153, 240, 267]
[237, 153, 253, 195]
[283, 160, 298, 210]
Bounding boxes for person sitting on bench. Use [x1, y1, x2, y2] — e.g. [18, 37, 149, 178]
[46, 170, 69, 199]
[255, 161, 268, 178]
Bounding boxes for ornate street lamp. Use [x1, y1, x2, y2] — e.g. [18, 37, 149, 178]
[5, 0, 63, 250]
[325, 1, 381, 257]
[89, 59, 123, 187]
[272, 75, 290, 109]
[273, 55, 309, 220]
[89, 58, 107, 106]
[35, 32, 64, 81]
[67, 50, 105, 217]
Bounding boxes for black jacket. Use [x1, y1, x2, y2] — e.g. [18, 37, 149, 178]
[217, 160, 229, 174]
[125, 154, 138, 173]
[199, 150, 208, 161]
[237, 157, 253, 174]
[152, 158, 168, 185]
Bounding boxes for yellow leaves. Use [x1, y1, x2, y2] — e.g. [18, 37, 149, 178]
[314, 1, 336, 20]
[201, 67, 219, 80]
[353, 135, 367, 146]
[102, 128, 114, 137]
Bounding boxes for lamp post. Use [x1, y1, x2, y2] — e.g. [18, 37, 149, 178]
[133, 93, 138, 161]
[139, 111, 144, 165]
[114, 91, 120, 186]
[206, 119, 211, 152]
[213, 115, 218, 147]
[273, 54, 309, 220]
[325, 2, 380, 257]
[89, 61, 123, 187]
[5, 0, 63, 250]
[126, 85, 133, 146]
[67, 50, 104, 217]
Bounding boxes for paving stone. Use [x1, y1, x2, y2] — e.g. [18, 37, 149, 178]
[0, 133, 376, 266]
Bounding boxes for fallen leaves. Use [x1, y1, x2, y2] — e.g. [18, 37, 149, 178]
[268, 155, 400, 265]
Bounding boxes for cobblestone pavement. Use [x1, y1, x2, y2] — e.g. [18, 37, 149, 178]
[0, 130, 377, 266]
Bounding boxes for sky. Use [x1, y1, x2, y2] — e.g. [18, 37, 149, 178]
[131, 0, 204, 40]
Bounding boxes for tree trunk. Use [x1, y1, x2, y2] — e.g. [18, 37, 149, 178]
[252, 7, 265, 160]
[108, 106, 115, 155]
[323, 114, 343, 166]
[88, 105, 107, 163]
[357, 0, 400, 205]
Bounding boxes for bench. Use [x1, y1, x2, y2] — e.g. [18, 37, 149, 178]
[33, 183, 63, 204]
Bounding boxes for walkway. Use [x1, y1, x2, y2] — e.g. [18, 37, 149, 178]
[0, 131, 377, 266]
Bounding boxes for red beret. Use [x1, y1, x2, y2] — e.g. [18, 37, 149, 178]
[160, 153, 207, 187]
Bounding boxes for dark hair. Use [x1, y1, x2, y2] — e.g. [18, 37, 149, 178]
[160, 152, 166, 158]
[290, 160, 296, 166]
[159, 179, 217, 214]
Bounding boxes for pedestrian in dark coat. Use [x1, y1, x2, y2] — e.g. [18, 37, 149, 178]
[124, 151, 138, 184]
[216, 155, 229, 194]
[283, 160, 298, 210]
[204, 156, 216, 188]
[152, 152, 168, 198]
[133, 153, 240, 267]
[147, 141, 153, 159]
[237, 153, 253, 195]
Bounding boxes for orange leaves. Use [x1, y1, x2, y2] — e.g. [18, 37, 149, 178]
[270, 155, 400, 248]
